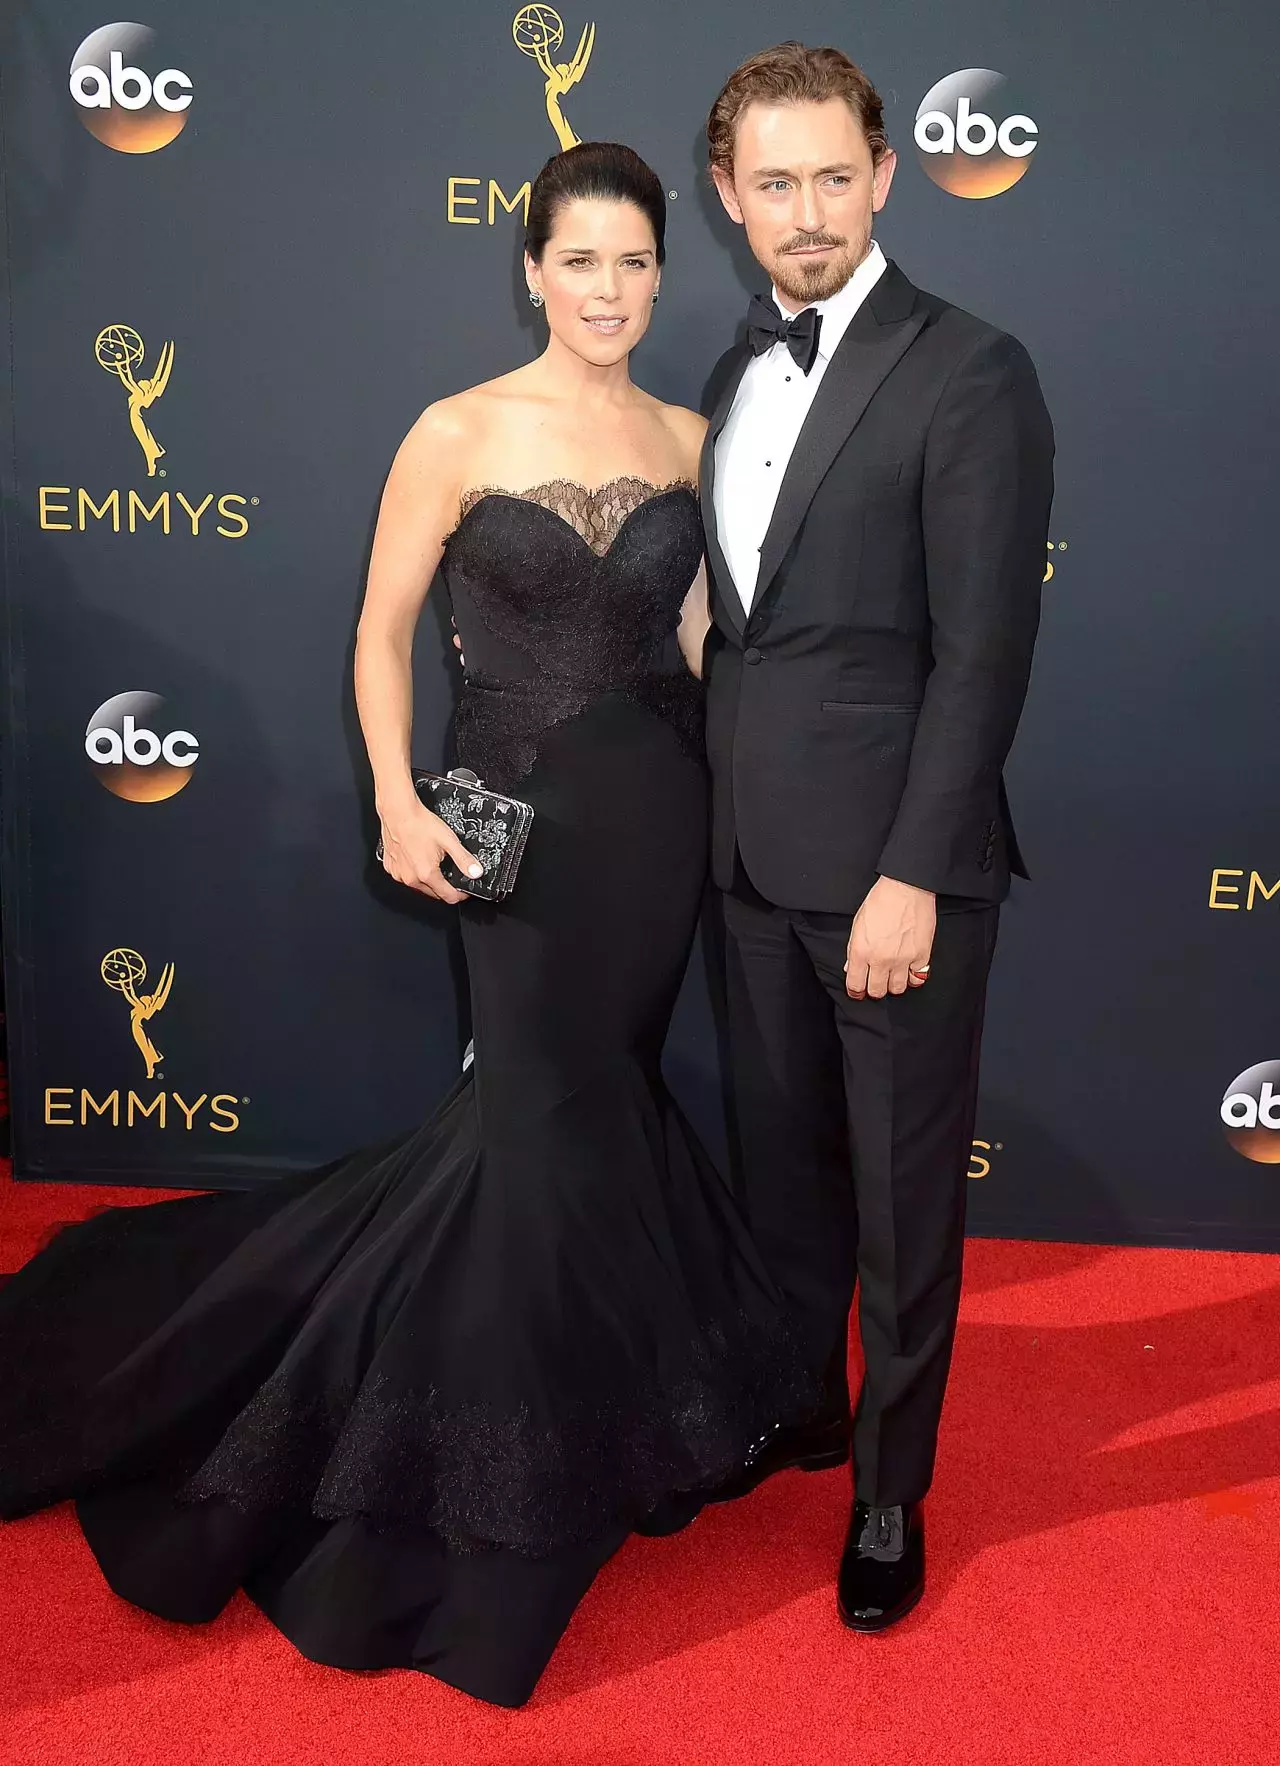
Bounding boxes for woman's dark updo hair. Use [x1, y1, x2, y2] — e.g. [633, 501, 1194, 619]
[525, 141, 667, 266]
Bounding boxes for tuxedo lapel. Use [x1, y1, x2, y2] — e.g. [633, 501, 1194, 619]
[750, 262, 925, 618]
[699, 345, 751, 637]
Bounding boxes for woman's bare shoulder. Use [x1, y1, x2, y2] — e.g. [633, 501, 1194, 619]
[394, 374, 524, 488]
[401, 368, 542, 457]
[652, 399, 708, 482]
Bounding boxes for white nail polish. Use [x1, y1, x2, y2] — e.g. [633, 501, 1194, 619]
[467, 864, 483, 879]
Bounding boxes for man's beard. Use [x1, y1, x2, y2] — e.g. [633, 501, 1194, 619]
[770, 224, 871, 306]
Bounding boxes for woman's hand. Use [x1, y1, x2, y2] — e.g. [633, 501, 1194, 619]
[379, 802, 482, 904]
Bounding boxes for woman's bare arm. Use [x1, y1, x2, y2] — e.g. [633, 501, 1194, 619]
[677, 559, 711, 678]
[354, 400, 482, 903]
[664, 403, 712, 680]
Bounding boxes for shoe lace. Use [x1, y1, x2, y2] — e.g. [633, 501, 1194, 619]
[857, 1506, 904, 1558]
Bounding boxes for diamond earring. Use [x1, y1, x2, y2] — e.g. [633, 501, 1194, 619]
[652, 289, 660, 305]
[528, 289, 544, 308]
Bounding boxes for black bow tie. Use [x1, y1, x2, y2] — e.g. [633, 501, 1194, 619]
[746, 295, 823, 374]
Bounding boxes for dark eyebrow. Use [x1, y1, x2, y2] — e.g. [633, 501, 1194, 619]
[753, 162, 858, 179]
[552, 245, 654, 256]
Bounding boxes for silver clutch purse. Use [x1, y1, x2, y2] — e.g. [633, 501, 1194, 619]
[376, 768, 534, 902]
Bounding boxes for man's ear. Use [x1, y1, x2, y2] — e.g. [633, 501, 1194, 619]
[871, 148, 898, 215]
[711, 164, 745, 225]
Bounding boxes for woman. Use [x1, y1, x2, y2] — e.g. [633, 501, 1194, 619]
[0, 144, 818, 1708]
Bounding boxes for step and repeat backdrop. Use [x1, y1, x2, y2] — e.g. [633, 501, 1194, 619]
[0, 1, 1276, 1244]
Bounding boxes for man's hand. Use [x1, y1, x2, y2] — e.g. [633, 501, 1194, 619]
[845, 877, 937, 1000]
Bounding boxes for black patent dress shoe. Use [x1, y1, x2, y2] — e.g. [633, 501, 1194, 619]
[837, 1501, 924, 1632]
[704, 1410, 852, 1506]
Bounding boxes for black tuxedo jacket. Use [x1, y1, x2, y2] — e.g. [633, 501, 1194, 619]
[699, 259, 1055, 912]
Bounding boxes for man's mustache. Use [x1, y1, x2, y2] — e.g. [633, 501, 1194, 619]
[777, 233, 847, 253]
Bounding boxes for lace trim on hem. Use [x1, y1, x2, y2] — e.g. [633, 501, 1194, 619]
[175, 1320, 822, 1558]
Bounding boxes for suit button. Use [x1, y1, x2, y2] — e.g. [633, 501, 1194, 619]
[744, 647, 763, 665]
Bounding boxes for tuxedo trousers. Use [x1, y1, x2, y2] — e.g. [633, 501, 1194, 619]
[720, 868, 1000, 1507]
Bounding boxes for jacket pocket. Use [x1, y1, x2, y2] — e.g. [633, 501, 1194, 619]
[860, 460, 904, 488]
[821, 701, 919, 714]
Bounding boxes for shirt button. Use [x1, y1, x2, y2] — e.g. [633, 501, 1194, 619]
[743, 647, 763, 665]
[765, 459, 772, 467]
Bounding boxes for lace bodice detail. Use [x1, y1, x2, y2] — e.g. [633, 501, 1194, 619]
[441, 475, 705, 790]
[456, 475, 695, 558]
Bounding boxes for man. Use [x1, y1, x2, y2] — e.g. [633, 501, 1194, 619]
[699, 43, 1054, 1630]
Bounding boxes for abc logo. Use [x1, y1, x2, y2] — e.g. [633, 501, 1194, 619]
[85, 691, 199, 802]
[915, 69, 1037, 199]
[1220, 1061, 1280, 1164]
[70, 23, 192, 154]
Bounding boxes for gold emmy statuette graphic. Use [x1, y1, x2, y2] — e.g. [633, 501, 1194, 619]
[96, 324, 175, 478]
[102, 946, 174, 1080]
[513, 5, 594, 150]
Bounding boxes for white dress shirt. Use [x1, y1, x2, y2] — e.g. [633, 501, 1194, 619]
[713, 241, 888, 612]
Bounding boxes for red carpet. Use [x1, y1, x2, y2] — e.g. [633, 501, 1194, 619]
[2, 1167, 1278, 1766]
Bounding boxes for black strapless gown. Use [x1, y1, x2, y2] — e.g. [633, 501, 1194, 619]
[0, 478, 818, 1707]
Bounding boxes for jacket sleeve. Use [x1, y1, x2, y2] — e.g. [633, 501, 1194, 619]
[875, 330, 1055, 893]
